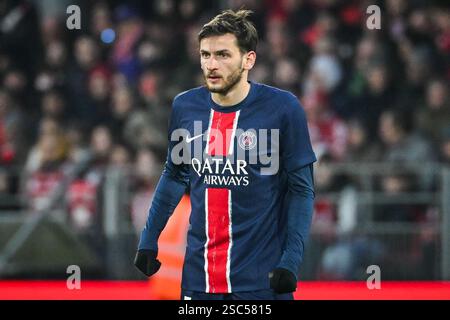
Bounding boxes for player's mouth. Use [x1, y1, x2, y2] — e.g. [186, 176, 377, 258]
[207, 75, 222, 83]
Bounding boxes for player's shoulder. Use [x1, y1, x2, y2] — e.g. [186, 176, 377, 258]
[256, 82, 302, 113]
[173, 86, 208, 109]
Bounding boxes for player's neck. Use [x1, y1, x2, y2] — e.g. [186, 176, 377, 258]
[211, 78, 251, 107]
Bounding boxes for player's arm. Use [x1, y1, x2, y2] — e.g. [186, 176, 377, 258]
[270, 93, 316, 293]
[270, 164, 314, 293]
[134, 155, 189, 277]
[134, 100, 189, 277]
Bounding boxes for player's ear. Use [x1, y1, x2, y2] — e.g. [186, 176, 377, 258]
[243, 51, 256, 71]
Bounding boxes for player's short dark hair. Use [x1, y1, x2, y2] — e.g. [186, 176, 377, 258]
[198, 9, 258, 53]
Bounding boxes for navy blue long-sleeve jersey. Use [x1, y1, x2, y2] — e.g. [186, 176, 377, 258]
[138, 81, 316, 293]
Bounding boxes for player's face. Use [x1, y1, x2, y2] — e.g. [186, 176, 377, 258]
[200, 33, 248, 95]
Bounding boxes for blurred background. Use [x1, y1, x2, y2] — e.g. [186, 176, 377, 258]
[0, 0, 449, 295]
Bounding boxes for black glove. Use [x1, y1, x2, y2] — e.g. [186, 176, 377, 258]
[269, 268, 297, 294]
[134, 249, 161, 277]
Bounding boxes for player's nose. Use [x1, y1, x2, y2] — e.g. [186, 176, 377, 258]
[205, 57, 219, 70]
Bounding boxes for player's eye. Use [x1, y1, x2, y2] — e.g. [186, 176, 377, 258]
[201, 52, 210, 58]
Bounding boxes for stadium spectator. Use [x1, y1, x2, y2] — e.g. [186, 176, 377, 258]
[303, 89, 348, 161]
[344, 116, 382, 164]
[23, 118, 68, 212]
[379, 109, 434, 164]
[130, 148, 161, 235]
[416, 78, 450, 145]
[374, 168, 426, 222]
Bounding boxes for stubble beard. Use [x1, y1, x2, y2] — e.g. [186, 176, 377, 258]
[205, 66, 245, 96]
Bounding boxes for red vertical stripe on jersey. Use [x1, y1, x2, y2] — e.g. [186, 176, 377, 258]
[206, 188, 230, 293]
[204, 110, 237, 293]
[207, 111, 237, 156]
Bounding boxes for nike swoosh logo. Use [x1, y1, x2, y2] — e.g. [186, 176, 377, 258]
[186, 133, 204, 143]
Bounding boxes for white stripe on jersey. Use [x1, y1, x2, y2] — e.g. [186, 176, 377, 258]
[226, 189, 232, 293]
[204, 109, 214, 155]
[203, 188, 210, 293]
[228, 110, 240, 155]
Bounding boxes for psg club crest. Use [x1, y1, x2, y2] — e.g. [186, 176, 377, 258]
[238, 130, 257, 150]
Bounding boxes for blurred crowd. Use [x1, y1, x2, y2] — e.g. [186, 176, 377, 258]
[0, 0, 449, 279]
